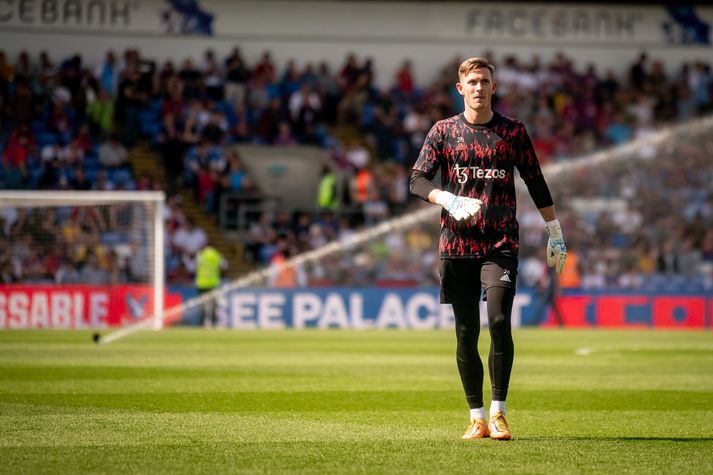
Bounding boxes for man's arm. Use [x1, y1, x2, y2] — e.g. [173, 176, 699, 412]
[537, 204, 567, 274]
[512, 121, 567, 274]
[538, 205, 556, 222]
[409, 170, 437, 202]
[409, 170, 482, 221]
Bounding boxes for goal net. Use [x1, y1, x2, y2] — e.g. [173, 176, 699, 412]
[0, 191, 165, 330]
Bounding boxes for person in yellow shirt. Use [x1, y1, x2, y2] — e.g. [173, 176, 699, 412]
[194, 242, 228, 328]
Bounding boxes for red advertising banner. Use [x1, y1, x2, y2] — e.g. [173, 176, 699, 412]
[0, 285, 181, 329]
[542, 295, 711, 329]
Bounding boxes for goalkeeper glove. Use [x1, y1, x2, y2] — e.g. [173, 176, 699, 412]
[545, 219, 567, 274]
[434, 191, 482, 222]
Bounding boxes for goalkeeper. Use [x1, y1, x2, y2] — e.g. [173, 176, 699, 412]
[409, 57, 567, 441]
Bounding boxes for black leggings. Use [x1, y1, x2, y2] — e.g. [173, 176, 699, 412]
[453, 286, 515, 409]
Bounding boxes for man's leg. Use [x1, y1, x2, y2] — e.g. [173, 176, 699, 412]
[452, 301, 484, 411]
[453, 300, 491, 440]
[198, 288, 210, 328]
[483, 285, 516, 440]
[441, 259, 489, 439]
[481, 256, 518, 440]
[485, 286, 515, 403]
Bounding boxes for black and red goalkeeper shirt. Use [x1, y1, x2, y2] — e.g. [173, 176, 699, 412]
[412, 111, 547, 259]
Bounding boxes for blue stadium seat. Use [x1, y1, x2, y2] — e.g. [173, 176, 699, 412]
[139, 111, 159, 136]
[37, 132, 57, 148]
[31, 120, 46, 135]
[84, 169, 98, 183]
[149, 99, 163, 115]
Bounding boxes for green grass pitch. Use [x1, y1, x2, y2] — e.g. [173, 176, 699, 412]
[1, 329, 712, 474]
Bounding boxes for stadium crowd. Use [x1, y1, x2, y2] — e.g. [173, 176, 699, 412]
[1, 46, 712, 288]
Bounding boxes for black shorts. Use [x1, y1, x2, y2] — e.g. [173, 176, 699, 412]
[439, 253, 518, 304]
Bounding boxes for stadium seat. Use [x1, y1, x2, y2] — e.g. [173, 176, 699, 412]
[37, 132, 57, 148]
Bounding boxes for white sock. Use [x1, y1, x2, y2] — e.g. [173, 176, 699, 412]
[469, 407, 486, 421]
[490, 401, 506, 417]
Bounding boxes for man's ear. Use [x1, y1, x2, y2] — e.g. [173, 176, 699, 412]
[456, 81, 464, 96]
[491, 81, 497, 95]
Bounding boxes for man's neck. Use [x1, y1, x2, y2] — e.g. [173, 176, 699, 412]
[463, 108, 494, 125]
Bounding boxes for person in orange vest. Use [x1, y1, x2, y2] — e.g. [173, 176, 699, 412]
[268, 235, 306, 288]
[557, 248, 581, 289]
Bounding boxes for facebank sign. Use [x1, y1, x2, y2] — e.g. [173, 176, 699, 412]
[0, 1, 709, 46]
[0, 0, 214, 35]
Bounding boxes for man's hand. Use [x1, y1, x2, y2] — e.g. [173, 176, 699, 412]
[545, 219, 567, 274]
[434, 191, 483, 222]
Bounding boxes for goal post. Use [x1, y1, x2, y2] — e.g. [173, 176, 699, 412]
[0, 190, 165, 330]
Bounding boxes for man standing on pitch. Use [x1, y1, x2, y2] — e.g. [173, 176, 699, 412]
[195, 241, 228, 328]
[409, 57, 567, 440]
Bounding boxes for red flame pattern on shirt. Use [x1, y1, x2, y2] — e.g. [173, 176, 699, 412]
[412, 112, 543, 258]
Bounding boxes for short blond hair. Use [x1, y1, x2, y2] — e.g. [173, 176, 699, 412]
[458, 57, 495, 80]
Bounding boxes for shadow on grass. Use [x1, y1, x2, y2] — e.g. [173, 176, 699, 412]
[515, 436, 713, 442]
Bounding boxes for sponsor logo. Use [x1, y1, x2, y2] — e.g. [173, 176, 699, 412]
[662, 6, 710, 45]
[500, 270, 512, 283]
[126, 294, 149, 320]
[161, 0, 214, 36]
[454, 164, 506, 183]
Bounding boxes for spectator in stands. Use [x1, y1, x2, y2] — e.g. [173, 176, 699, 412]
[254, 51, 276, 84]
[93, 169, 115, 191]
[3, 125, 35, 187]
[95, 50, 119, 98]
[605, 111, 632, 145]
[273, 121, 296, 146]
[316, 61, 340, 123]
[316, 165, 339, 211]
[244, 212, 276, 264]
[54, 258, 80, 284]
[255, 96, 280, 143]
[9, 79, 36, 127]
[179, 58, 203, 100]
[158, 113, 189, 197]
[291, 83, 323, 142]
[395, 59, 415, 96]
[280, 59, 302, 100]
[362, 187, 389, 225]
[63, 137, 85, 166]
[200, 49, 224, 101]
[70, 167, 92, 190]
[225, 150, 246, 192]
[79, 251, 109, 284]
[173, 216, 207, 258]
[117, 65, 148, 148]
[201, 109, 228, 145]
[224, 47, 250, 111]
[268, 234, 306, 288]
[88, 88, 115, 137]
[337, 72, 370, 125]
[98, 134, 129, 170]
[128, 238, 150, 282]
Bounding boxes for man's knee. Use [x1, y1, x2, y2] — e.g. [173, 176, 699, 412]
[489, 312, 510, 334]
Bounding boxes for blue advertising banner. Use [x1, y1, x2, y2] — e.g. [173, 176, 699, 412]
[169, 287, 712, 329]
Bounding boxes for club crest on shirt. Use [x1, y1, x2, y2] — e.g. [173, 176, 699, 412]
[495, 140, 511, 157]
[456, 136, 467, 153]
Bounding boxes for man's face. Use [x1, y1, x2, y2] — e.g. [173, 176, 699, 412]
[456, 67, 496, 113]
